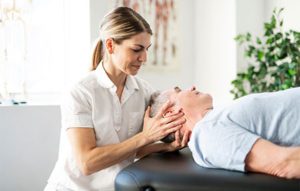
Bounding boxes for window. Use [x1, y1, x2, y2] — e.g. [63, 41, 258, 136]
[0, 0, 90, 104]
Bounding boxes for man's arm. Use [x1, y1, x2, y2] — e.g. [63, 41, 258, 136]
[245, 138, 300, 179]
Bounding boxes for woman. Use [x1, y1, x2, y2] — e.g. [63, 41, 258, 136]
[45, 7, 188, 191]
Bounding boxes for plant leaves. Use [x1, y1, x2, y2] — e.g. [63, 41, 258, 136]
[231, 7, 300, 99]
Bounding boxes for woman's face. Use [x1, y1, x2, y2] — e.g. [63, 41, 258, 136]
[110, 32, 152, 75]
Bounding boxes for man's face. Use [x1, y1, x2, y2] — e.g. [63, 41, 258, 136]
[168, 86, 213, 114]
[160, 86, 212, 142]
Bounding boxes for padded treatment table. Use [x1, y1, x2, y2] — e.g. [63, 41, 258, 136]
[115, 148, 300, 191]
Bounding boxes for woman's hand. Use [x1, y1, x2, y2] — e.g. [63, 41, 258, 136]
[142, 101, 186, 144]
[165, 130, 191, 152]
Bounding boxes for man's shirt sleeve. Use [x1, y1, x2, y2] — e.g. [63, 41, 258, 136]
[188, 121, 260, 172]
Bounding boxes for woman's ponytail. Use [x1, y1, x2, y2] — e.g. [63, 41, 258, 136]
[91, 39, 103, 71]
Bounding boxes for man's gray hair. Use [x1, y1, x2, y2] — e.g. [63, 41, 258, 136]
[149, 91, 169, 117]
[149, 91, 176, 143]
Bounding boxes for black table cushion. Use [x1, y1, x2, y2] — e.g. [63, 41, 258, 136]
[115, 148, 300, 191]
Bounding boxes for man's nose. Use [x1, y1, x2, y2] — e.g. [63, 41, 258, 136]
[189, 86, 196, 91]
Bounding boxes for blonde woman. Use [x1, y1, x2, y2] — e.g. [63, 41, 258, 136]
[45, 7, 187, 191]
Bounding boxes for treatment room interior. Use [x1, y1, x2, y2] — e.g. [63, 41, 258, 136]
[1, 0, 300, 190]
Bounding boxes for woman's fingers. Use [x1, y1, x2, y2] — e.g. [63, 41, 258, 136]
[144, 106, 151, 118]
[157, 114, 186, 139]
[142, 100, 186, 143]
[161, 112, 184, 124]
[162, 116, 186, 129]
[163, 124, 182, 136]
[181, 130, 190, 147]
[174, 131, 181, 145]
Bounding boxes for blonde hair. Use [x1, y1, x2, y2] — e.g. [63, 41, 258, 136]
[91, 7, 153, 71]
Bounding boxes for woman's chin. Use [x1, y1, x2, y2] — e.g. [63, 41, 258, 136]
[128, 70, 139, 76]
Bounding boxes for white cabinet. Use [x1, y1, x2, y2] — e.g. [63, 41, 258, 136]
[0, 105, 61, 191]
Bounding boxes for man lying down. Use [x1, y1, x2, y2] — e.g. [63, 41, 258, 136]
[149, 86, 300, 179]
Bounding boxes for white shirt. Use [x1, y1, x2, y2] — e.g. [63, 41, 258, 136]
[46, 63, 154, 191]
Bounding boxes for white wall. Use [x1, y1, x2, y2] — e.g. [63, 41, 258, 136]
[236, 0, 265, 72]
[194, 0, 237, 106]
[265, 0, 300, 31]
[0, 105, 61, 191]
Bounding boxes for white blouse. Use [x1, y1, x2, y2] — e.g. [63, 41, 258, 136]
[46, 63, 154, 191]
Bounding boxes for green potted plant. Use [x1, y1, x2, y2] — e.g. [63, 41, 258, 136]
[231, 8, 300, 99]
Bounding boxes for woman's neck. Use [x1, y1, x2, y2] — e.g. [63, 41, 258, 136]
[103, 60, 127, 101]
[103, 60, 127, 88]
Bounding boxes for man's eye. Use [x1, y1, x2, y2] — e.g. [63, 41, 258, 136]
[174, 86, 181, 92]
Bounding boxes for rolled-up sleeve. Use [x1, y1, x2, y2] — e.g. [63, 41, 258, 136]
[62, 84, 93, 129]
[189, 121, 260, 172]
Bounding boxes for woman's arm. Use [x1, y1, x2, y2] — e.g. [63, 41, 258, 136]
[136, 130, 190, 159]
[68, 101, 185, 176]
[245, 138, 300, 179]
[68, 128, 147, 176]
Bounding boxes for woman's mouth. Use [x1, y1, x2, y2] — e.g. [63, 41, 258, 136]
[132, 65, 141, 70]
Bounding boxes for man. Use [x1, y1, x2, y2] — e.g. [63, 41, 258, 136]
[150, 86, 300, 179]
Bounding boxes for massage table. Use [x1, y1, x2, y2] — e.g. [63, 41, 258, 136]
[115, 148, 299, 191]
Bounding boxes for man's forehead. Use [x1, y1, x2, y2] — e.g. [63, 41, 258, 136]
[161, 89, 174, 95]
[161, 86, 181, 99]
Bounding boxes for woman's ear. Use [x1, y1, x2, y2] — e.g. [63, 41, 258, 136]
[105, 38, 114, 54]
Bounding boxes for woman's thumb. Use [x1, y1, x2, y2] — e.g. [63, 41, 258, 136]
[145, 106, 151, 117]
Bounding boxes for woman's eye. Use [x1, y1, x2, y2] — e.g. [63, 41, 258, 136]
[132, 49, 142, 52]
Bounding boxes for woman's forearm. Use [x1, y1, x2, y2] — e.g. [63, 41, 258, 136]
[68, 129, 150, 176]
[136, 142, 169, 159]
[136, 130, 189, 159]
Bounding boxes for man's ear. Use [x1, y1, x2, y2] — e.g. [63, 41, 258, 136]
[163, 110, 172, 117]
[163, 106, 182, 117]
[105, 38, 114, 54]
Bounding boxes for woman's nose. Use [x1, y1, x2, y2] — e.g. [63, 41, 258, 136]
[138, 50, 147, 62]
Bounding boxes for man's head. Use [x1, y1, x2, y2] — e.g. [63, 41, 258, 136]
[150, 86, 213, 143]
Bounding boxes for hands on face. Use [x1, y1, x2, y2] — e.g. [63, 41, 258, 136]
[165, 128, 191, 152]
[142, 100, 189, 150]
